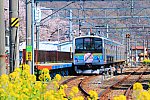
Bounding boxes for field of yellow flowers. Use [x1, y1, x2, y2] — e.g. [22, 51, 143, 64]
[0, 64, 150, 100]
[0, 64, 98, 100]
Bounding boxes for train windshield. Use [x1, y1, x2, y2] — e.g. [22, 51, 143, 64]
[75, 37, 102, 53]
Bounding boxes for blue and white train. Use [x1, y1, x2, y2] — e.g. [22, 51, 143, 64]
[73, 35, 126, 74]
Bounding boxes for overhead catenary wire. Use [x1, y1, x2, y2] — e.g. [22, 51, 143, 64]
[40, 1, 75, 23]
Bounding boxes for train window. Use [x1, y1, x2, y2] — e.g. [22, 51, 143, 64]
[94, 38, 102, 53]
[75, 38, 83, 50]
[84, 38, 94, 50]
[75, 37, 102, 53]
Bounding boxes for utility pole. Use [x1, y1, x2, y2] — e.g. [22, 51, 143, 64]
[26, 0, 32, 73]
[0, 0, 6, 75]
[26, 0, 35, 74]
[9, 0, 19, 73]
[31, 0, 35, 74]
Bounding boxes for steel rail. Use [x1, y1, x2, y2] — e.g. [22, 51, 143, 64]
[78, 75, 99, 99]
[125, 67, 148, 100]
[99, 67, 142, 100]
[78, 80, 90, 97]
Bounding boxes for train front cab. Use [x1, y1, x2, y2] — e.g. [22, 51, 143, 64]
[73, 36, 106, 74]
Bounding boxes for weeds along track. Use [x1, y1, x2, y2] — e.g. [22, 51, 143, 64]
[99, 66, 148, 100]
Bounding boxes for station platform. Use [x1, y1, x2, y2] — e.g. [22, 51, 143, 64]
[35, 63, 72, 70]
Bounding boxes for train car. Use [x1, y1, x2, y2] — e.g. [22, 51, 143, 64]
[73, 35, 126, 74]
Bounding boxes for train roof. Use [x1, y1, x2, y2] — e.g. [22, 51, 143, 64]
[74, 35, 124, 46]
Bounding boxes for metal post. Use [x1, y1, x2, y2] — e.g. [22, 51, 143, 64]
[58, 25, 60, 44]
[126, 36, 128, 63]
[57, 25, 60, 62]
[135, 41, 137, 67]
[147, 33, 149, 59]
[36, 25, 40, 50]
[128, 38, 131, 66]
[131, 41, 132, 67]
[69, 9, 72, 41]
[26, 0, 34, 74]
[31, 0, 35, 74]
[0, 0, 6, 75]
[143, 40, 145, 60]
[15, 27, 19, 67]
[35, 3, 40, 50]
[9, 0, 19, 72]
[106, 24, 109, 38]
[35, 3, 40, 65]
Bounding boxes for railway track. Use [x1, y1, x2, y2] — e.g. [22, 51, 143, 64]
[98, 66, 148, 100]
[60, 75, 90, 99]
[125, 66, 149, 100]
[60, 75, 100, 99]
[58, 66, 149, 100]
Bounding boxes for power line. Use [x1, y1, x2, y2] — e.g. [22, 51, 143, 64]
[40, 1, 75, 23]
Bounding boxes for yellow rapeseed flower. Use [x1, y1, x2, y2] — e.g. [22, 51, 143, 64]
[43, 83, 48, 89]
[71, 86, 79, 94]
[21, 70, 30, 79]
[29, 74, 36, 83]
[0, 88, 4, 93]
[55, 74, 61, 81]
[58, 88, 66, 97]
[42, 68, 49, 74]
[88, 90, 98, 100]
[49, 89, 55, 94]
[138, 91, 150, 100]
[64, 84, 68, 89]
[133, 82, 143, 91]
[62, 98, 68, 100]
[6, 83, 14, 92]
[72, 96, 84, 100]
[113, 96, 119, 100]
[9, 72, 19, 80]
[20, 64, 30, 72]
[69, 92, 74, 97]
[34, 81, 42, 90]
[22, 88, 29, 95]
[14, 67, 21, 73]
[44, 74, 51, 81]
[0, 74, 9, 84]
[118, 95, 126, 100]
[53, 81, 59, 88]
[39, 74, 43, 81]
[148, 89, 150, 94]
[44, 91, 52, 99]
